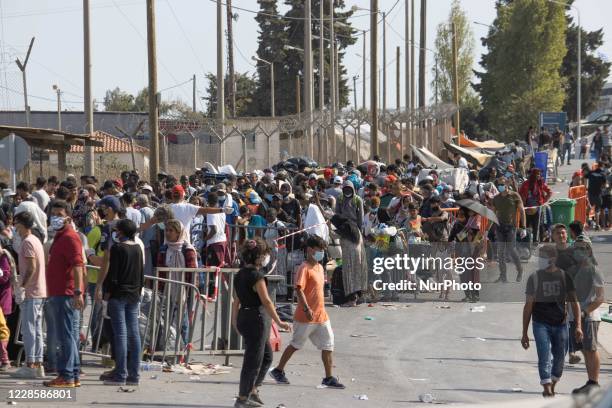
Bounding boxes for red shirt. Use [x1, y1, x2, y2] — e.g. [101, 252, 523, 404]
[46, 225, 84, 296]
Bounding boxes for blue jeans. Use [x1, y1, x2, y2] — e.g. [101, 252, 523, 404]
[20, 298, 45, 363]
[533, 320, 567, 385]
[108, 298, 141, 382]
[45, 296, 80, 381]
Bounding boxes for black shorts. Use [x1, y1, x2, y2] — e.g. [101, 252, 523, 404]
[589, 194, 603, 209]
[602, 194, 611, 210]
[570, 320, 599, 352]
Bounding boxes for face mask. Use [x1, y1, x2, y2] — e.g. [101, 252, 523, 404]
[536, 256, 551, 271]
[497, 185, 506, 193]
[50, 216, 66, 231]
[218, 196, 225, 203]
[343, 190, 353, 198]
[261, 254, 271, 267]
[157, 222, 165, 230]
[313, 250, 325, 262]
[112, 231, 120, 243]
[265, 194, 273, 202]
[370, 207, 378, 213]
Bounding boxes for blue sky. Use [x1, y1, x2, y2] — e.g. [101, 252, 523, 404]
[0, 0, 609, 112]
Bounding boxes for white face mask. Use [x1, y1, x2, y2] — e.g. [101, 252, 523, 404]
[536, 256, 551, 271]
[261, 254, 271, 267]
[50, 216, 66, 231]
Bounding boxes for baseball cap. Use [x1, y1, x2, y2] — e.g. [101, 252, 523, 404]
[172, 185, 185, 197]
[309, 173, 318, 180]
[333, 176, 343, 184]
[97, 195, 122, 213]
[113, 178, 124, 189]
[249, 191, 261, 204]
[214, 183, 227, 193]
[140, 184, 153, 192]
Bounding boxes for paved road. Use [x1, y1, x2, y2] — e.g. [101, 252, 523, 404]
[1, 159, 610, 407]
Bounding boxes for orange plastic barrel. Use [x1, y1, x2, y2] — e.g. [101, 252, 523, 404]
[568, 185, 587, 226]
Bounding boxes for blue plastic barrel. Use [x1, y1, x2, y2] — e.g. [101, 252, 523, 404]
[534, 151, 548, 180]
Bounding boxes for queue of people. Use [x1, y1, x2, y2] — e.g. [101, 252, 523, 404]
[0, 139, 607, 401]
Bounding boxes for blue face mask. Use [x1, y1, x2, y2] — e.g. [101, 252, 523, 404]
[265, 194, 274, 202]
[497, 185, 506, 193]
[313, 250, 325, 262]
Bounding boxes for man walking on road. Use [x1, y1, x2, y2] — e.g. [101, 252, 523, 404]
[492, 176, 527, 282]
[270, 235, 345, 389]
[521, 245, 582, 397]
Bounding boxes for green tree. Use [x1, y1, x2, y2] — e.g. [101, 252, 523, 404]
[561, 15, 611, 121]
[431, 0, 476, 105]
[476, 0, 567, 140]
[279, 0, 357, 116]
[251, 0, 289, 116]
[204, 72, 257, 117]
[103, 87, 135, 111]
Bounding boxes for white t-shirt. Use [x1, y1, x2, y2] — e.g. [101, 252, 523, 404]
[458, 157, 468, 169]
[125, 207, 143, 228]
[206, 212, 226, 245]
[170, 202, 200, 233]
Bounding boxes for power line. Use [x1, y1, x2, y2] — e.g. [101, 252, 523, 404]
[159, 77, 193, 93]
[163, 0, 208, 75]
[0, 84, 83, 104]
[2, 1, 142, 19]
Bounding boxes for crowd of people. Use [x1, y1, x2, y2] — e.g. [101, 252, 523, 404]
[0, 130, 608, 404]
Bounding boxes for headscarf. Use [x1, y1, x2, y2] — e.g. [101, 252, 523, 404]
[164, 225, 194, 269]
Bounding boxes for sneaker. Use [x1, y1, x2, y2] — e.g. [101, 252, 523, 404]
[11, 366, 37, 379]
[74, 379, 81, 387]
[249, 392, 264, 406]
[43, 376, 75, 388]
[126, 378, 139, 386]
[35, 365, 46, 378]
[0, 362, 11, 372]
[269, 368, 290, 384]
[322, 376, 345, 389]
[572, 381, 599, 395]
[234, 398, 261, 408]
[568, 354, 582, 364]
[99, 369, 116, 381]
[103, 379, 126, 386]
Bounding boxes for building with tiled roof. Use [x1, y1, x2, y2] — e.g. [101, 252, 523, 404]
[69, 130, 149, 154]
[49, 130, 150, 179]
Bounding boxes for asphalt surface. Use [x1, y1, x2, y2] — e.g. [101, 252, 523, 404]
[1, 159, 610, 407]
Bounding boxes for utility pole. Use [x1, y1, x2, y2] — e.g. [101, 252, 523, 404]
[382, 11, 387, 113]
[217, 0, 225, 164]
[334, 41, 340, 110]
[53, 85, 62, 131]
[362, 30, 366, 110]
[304, 0, 314, 158]
[410, 0, 415, 112]
[296, 75, 301, 118]
[434, 55, 439, 104]
[396, 46, 401, 111]
[15, 38, 35, 127]
[370, 0, 379, 158]
[353, 75, 358, 109]
[404, 0, 409, 113]
[329, 0, 336, 158]
[192, 74, 196, 112]
[418, 0, 426, 108]
[319, 0, 324, 112]
[451, 22, 460, 133]
[226, 0, 236, 117]
[83, 0, 95, 176]
[146, 0, 159, 179]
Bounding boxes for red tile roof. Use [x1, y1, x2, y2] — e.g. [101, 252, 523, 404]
[69, 130, 148, 154]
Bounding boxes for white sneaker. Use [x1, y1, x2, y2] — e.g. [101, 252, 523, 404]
[36, 365, 46, 378]
[11, 366, 37, 379]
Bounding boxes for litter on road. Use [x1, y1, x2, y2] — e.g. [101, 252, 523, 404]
[353, 394, 369, 400]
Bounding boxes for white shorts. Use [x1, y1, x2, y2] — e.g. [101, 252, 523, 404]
[290, 321, 335, 351]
